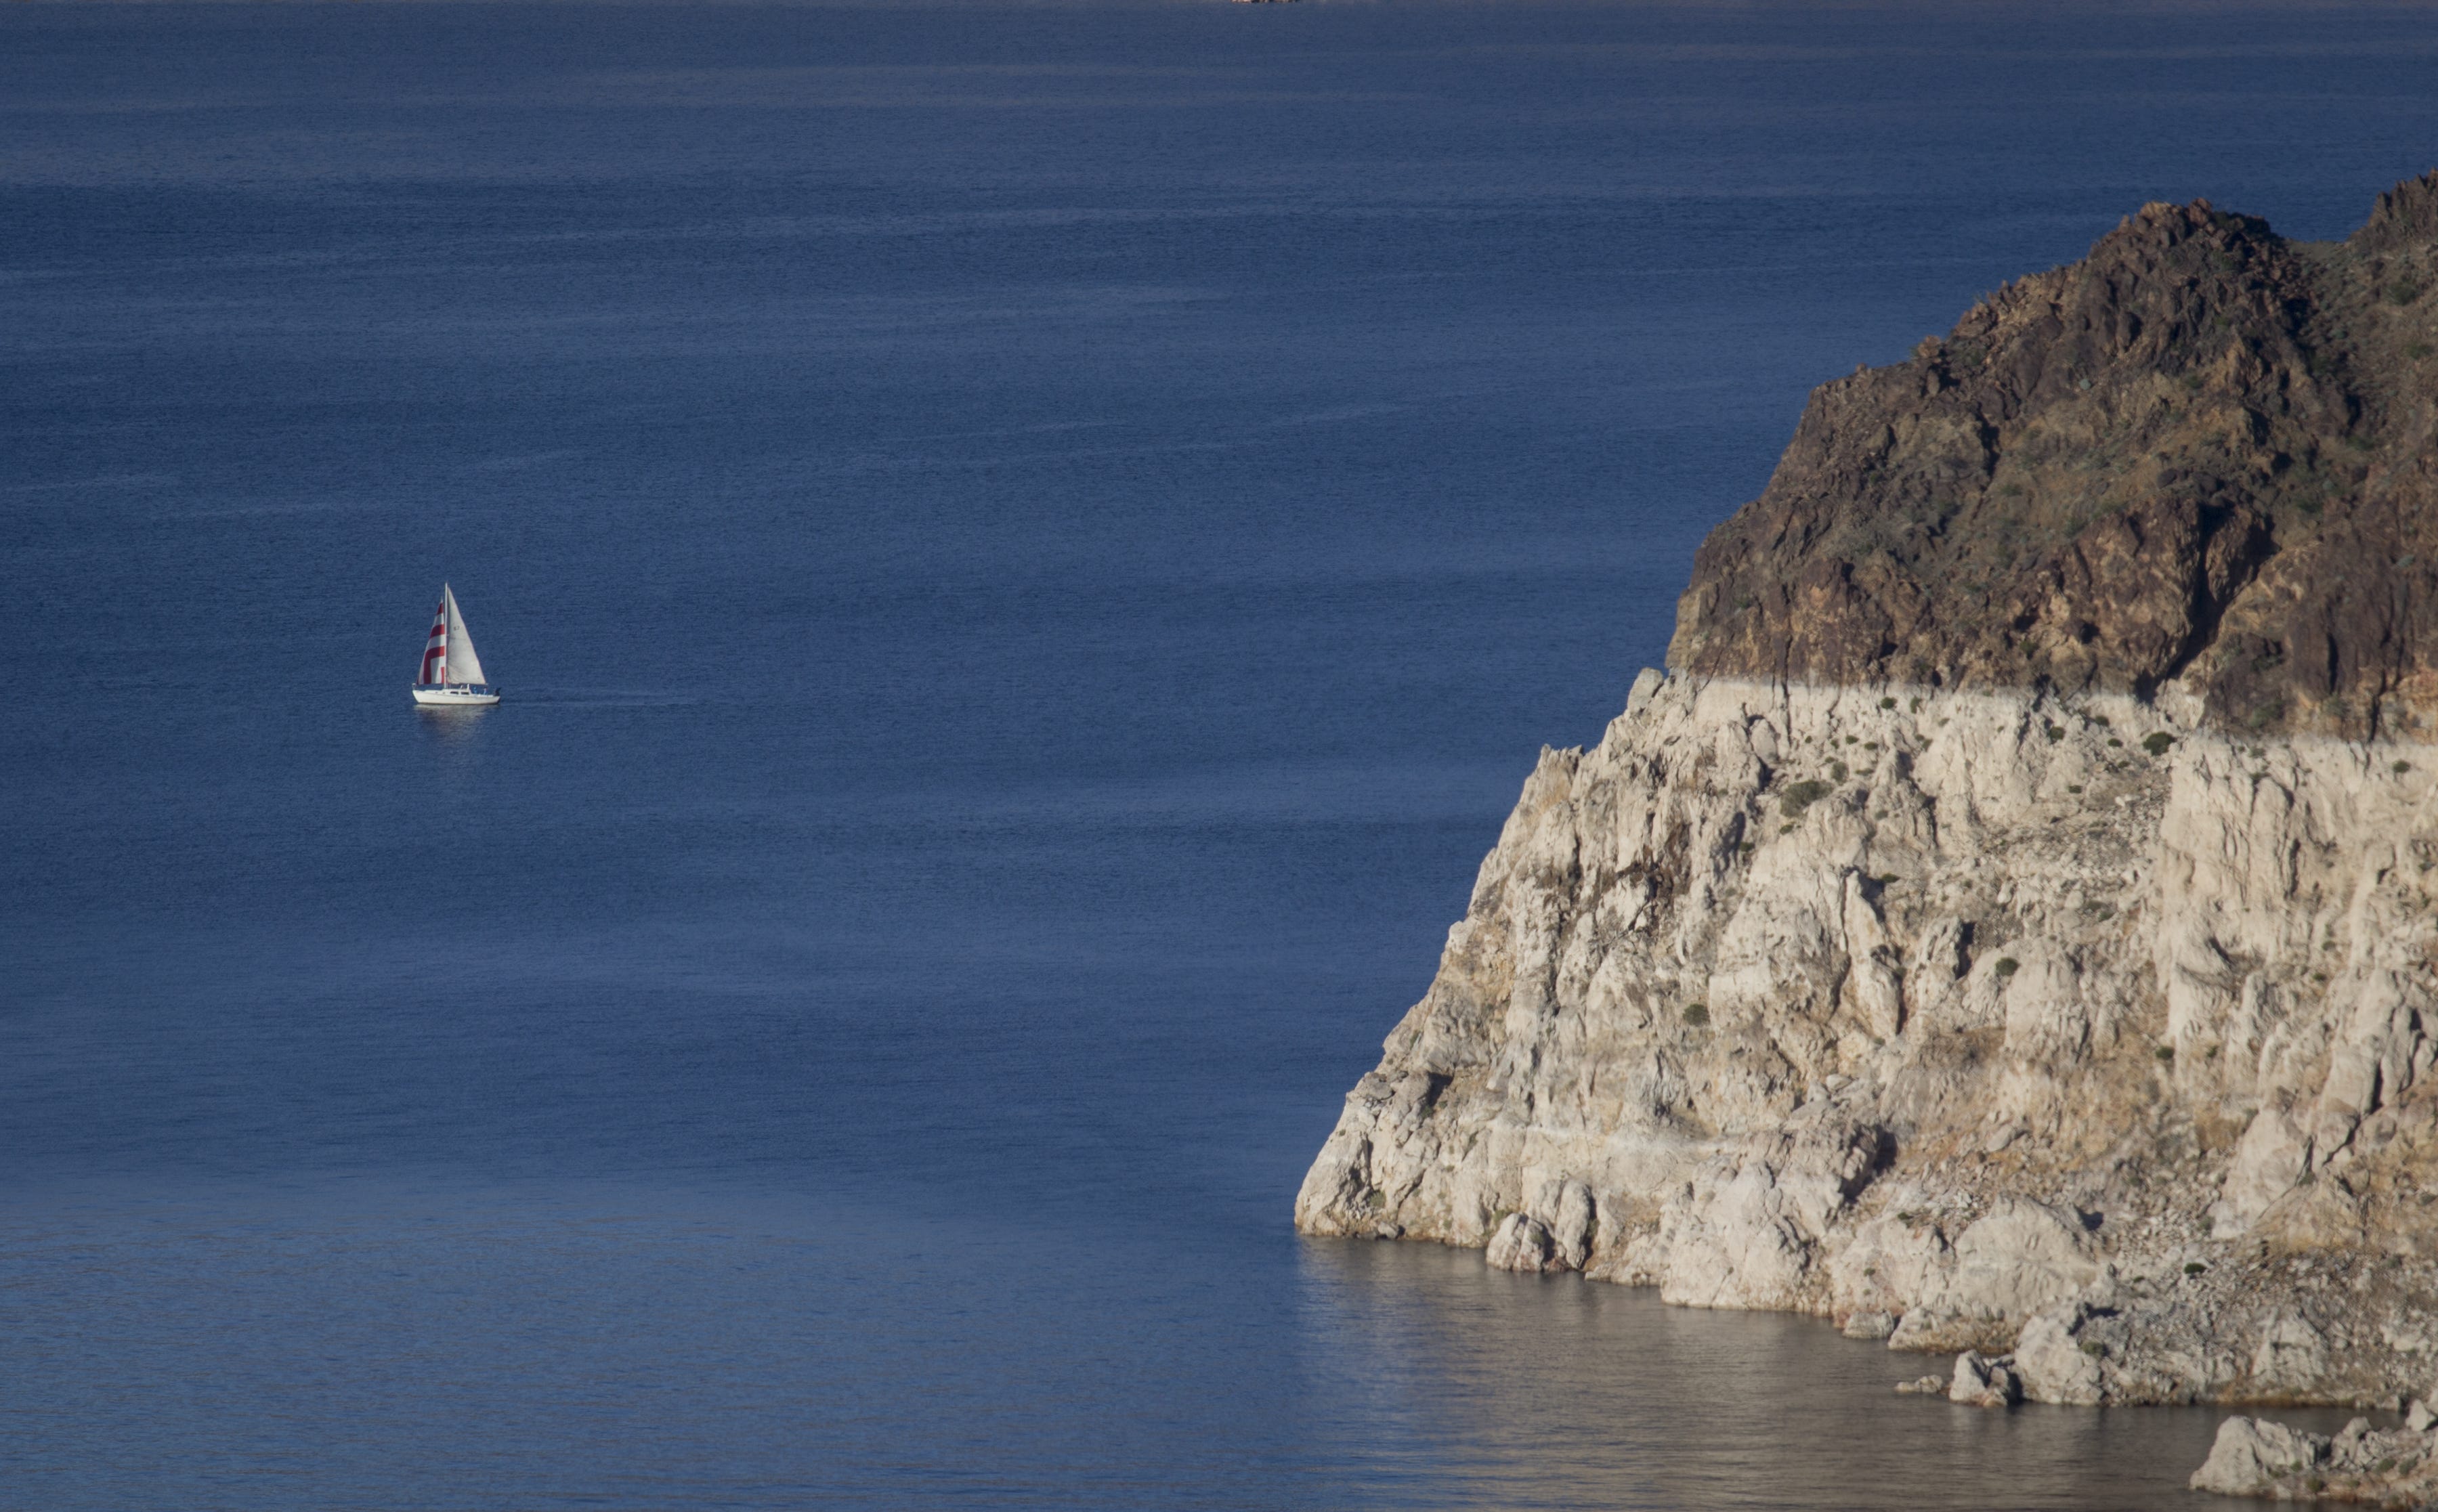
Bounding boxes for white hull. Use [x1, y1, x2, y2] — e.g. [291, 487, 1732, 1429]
[412, 685, 500, 707]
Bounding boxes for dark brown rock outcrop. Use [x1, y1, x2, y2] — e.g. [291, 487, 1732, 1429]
[1668, 171, 2438, 739]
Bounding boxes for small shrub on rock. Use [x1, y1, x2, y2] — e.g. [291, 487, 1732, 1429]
[1994, 957, 2020, 978]
[2143, 731, 2177, 756]
[1779, 778, 1833, 817]
[1682, 1003, 1710, 1028]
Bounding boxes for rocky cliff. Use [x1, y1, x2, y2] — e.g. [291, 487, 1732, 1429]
[1671, 172, 2438, 742]
[1296, 175, 2438, 1459]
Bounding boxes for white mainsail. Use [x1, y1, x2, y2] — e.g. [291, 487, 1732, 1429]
[442, 585, 488, 687]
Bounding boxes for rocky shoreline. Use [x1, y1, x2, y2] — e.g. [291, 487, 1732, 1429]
[1296, 672, 2438, 1495]
[1295, 165, 2438, 1511]
[2194, 1408, 2438, 1505]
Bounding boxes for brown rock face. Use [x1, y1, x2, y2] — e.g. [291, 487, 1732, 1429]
[1668, 171, 2438, 739]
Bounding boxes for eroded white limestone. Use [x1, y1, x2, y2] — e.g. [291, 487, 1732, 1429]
[1298, 674, 2438, 1408]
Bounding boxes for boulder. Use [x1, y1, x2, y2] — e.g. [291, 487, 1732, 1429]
[2187, 1412, 2438, 1503]
[2189, 1416, 2324, 1496]
[1485, 1213, 1560, 1274]
[1888, 1198, 2100, 1354]
[2013, 1307, 2105, 1406]
[1948, 1350, 2021, 1408]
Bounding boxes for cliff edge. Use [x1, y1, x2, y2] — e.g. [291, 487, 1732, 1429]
[1297, 175, 2438, 1469]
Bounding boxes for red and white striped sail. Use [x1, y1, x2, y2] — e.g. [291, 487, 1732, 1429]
[419, 592, 450, 684]
[417, 583, 490, 687]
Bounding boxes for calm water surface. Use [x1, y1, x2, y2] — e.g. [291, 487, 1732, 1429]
[3, 3, 2430, 1505]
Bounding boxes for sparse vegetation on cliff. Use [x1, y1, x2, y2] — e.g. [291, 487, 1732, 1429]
[1669, 171, 2438, 742]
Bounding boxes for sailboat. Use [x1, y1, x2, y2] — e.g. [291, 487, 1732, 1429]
[412, 583, 502, 706]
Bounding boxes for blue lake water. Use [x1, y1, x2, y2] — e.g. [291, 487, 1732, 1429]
[3, 3, 2431, 1505]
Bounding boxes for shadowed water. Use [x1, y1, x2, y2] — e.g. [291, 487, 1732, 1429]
[0, 1181, 2371, 1510]
[3, 1, 2432, 1505]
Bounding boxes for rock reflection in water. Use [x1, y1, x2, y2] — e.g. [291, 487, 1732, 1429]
[1293, 1237, 2355, 1511]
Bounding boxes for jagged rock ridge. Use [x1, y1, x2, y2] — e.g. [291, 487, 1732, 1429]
[1669, 172, 2438, 741]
